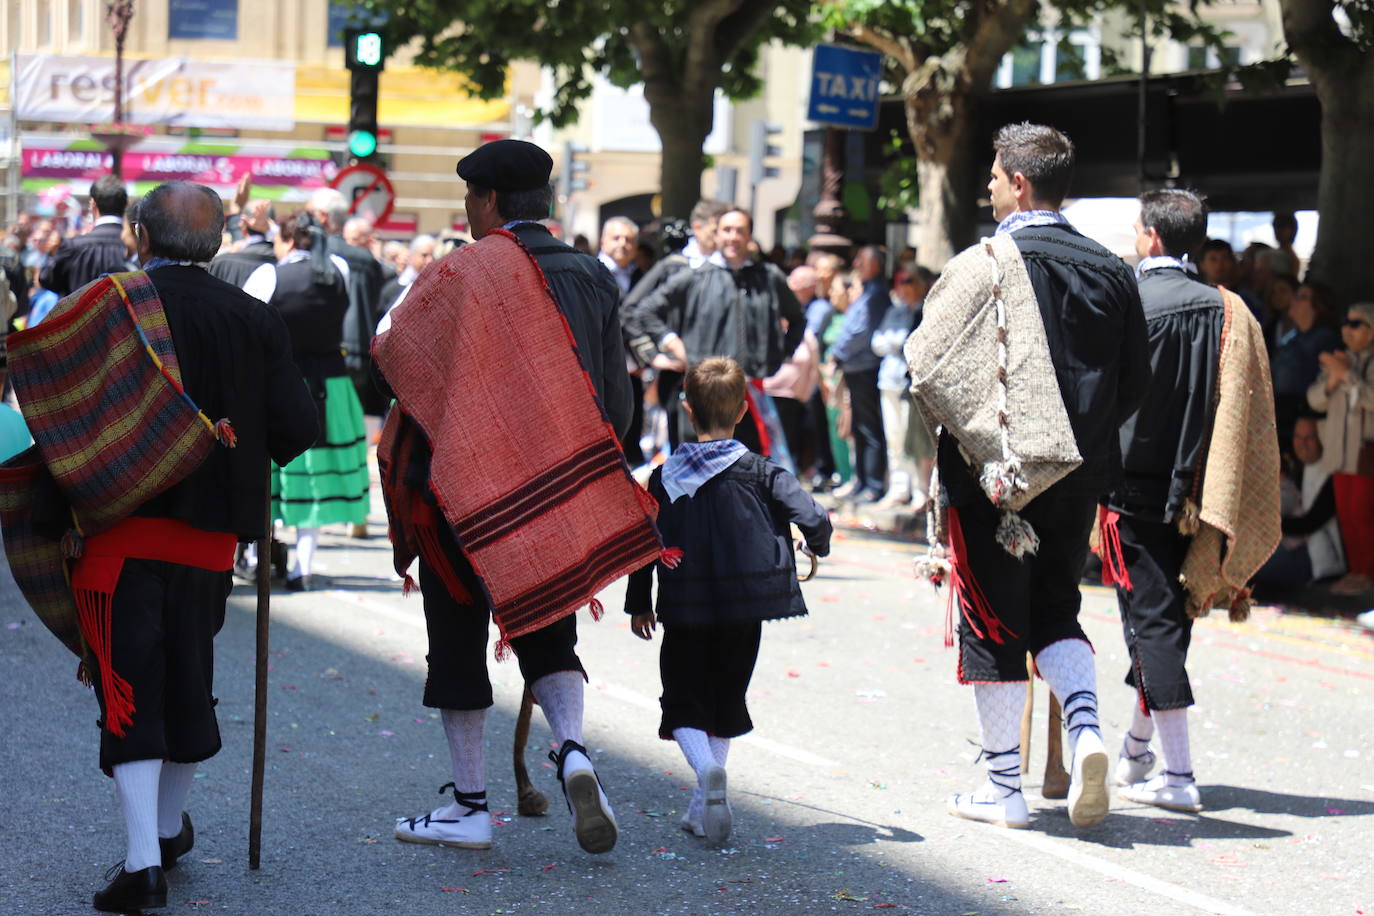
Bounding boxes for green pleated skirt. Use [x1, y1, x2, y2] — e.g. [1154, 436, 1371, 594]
[272, 375, 370, 528]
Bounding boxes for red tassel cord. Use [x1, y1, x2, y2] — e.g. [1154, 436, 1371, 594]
[401, 573, 418, 596]
[493, 638, 513, 661]
[659, 547, 684, 569]
[409, 494, 474, 604]
[1095, 506, 1133, 591]
[74, 586, 136, 737]
[587, 597, 605, 621]
[945, 507, 1018, 648]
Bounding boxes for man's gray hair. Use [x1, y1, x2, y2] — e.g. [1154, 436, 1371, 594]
[601, 216, 638, 240]
[410, 233, 437, 252]
[308, 187, 350, 231]
[137, 182, 224, 262]
[342, 216, 373, 238]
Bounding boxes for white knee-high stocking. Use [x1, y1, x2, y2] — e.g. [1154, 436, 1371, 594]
[113, 759, 162, 872]
[974, 681, 1024, 796]
[530, 671, 584, 747]
[1152, 707, 1194, 786]
[156, 762, 197, 838]
[1034, 638, 1102, 753]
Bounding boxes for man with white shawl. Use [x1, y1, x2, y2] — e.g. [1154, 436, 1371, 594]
[905, 123, 1150, 830]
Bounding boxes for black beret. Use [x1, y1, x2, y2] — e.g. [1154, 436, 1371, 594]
[455, 139, 554, 192]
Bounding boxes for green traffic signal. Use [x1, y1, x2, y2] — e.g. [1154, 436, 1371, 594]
[349, 129, 378, 159]
[355, 32, 383, 68]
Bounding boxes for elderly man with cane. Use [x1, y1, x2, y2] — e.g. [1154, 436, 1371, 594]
[0, 181, 317, 911]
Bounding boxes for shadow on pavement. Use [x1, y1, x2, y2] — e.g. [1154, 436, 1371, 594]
[1202, 784, 1374, 817]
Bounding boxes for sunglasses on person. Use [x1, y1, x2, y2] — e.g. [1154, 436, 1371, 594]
[1345, 318, 1371, 330]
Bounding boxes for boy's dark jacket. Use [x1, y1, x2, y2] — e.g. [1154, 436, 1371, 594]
[625, 452, 832, 626]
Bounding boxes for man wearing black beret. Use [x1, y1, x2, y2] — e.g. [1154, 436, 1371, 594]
[382, 139, 634, 856]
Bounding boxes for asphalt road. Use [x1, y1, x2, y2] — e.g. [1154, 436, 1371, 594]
[3, 504, 1372, 915]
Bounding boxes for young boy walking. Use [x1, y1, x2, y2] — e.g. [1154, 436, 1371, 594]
[627, 357, 832, 843]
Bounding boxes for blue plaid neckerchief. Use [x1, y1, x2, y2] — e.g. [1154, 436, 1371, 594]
[1135, 254, 1198, 278]
[995, 209, 1070, 236]
[661, 439, 749, 503]
[141, 257, 207, 271]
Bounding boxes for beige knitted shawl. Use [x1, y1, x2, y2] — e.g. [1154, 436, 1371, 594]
[1178, 289, 1281, 620]
[905, 234, 1082, 553]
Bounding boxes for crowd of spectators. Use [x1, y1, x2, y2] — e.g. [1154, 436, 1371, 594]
[4, 187, 1372, 620]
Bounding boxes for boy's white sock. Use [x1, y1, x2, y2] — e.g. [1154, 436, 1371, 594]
[708, 736, 730, 768]
[530, 671, 584, 747]
[672, 727, 715, 781]
[1123, 703, 1154, 759]
[1152, 708, 1194, 786]
[290, 527, 320, 579]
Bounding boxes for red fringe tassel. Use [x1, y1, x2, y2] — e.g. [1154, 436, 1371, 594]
[213, 418, 238, 448]
[401, 573, 418, 596]
[1095, 506, 1133, 591]
[588, 597, 605, 621]
[412, 510, 474, 604]
[493, 638, 513, 661]
[74, 587, 136, 737]
[659, 547, 684, 569]
[945, 507, 1016, 647]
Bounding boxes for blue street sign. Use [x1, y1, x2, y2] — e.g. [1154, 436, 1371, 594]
[807, 44, 884, 131]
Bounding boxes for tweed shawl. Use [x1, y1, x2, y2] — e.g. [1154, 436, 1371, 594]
[373, 229, 662, 650]
[1179, 289, 1281, 620]
[6, 271, 221, 538]
[904, 234, 1082, 517]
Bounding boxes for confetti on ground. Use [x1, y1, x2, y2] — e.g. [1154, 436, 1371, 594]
[6, 621, 22, 629]
[364, 713, 380, 722]
[186, 901, 211, 906]
[834, 891, 868, 902]
[379, 730, 395, 737]
[873, 905, 897, 909]
[787, 669, 801, 678]
[471, 868, 509, 876]
[764, 836, 784, 843]
[441, 888, 469, 893]
[541, 864, 556, 872]
[200, 858, 222, 864]
[868, 781, 887, 790]
[987, 877, 1009, 883]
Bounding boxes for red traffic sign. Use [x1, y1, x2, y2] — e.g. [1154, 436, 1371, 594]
[330, 162, 395, 227]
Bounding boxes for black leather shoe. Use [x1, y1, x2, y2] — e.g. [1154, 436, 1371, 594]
[93, 863, 166, 912]
[160, 812, 194, 871]
[285, 575, 311, 592]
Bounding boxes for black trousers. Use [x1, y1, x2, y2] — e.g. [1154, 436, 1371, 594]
[807, 389, 836, 477]
[1115, 514, 1195, 710]
[658, 622, 762, 739]
[955, 487, 1098, 683]
[97, 560, 231, 775]
[621, 373, 645, 466]
[418, 547, 584, 711]
[844, 368, 886, 493]
[773, 395, 807, 472]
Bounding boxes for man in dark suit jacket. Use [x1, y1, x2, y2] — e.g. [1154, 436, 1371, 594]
[40, 174, 131, 296]
[207, 199, 276, 288]
[308, 188, 385, 414]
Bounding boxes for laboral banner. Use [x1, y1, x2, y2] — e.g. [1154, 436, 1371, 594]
[16, 55, 296, 131]
[21, 137, 339, 200]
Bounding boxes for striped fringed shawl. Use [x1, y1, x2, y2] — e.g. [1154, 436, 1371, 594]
[7, 271, 231, 538]
[373, 229, 663, 655]
[1, 270, 232, 735]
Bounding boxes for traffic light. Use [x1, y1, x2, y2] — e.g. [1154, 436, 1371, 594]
[558, 141, 590, 200]
[344, 29, 385, 163]
[344, 29, 386, 72]
[748, 120, 783, 187]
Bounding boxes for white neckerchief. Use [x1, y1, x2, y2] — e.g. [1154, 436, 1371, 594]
[995, 209, 1069, 236]
[1136, 254, 1198, 278]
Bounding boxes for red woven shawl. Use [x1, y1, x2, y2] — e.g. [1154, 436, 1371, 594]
[373, 230, 661, 649]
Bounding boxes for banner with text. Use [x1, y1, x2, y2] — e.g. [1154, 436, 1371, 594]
[15, 55, 296, 131]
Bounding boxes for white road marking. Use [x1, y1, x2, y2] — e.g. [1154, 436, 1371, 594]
[318, 589, 1256, 915]
[995, 824, 1264, 916]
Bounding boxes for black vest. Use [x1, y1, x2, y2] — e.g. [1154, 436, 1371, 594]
[268, 259, 349, 384]
[208, 241, 276, 289]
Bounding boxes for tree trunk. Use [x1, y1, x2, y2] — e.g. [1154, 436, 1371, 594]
[649, 97, 714, 220]
[1307, 62, 1374, 304]
[907, 92, 981, 269]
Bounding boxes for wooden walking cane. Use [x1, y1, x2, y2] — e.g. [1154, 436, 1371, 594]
[1020, 653, 1070, 799]
[513, 687, 549, 816]
[249, 460, 271, 869]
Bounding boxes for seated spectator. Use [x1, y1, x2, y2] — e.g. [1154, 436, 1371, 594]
[1308, 302, 1374, 595]
[1272, 281, 1341, 442]
[1254, 416, 1345, 594]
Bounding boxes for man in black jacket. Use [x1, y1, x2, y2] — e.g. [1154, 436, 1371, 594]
[387, 141, 631, 857]
[625, 208, 803, 449]
[207, 199, 275, 288]
[937, 123, 1149, 832]
[40, 174, 131, 296]
[78, 182, 318, 911]
[1105, 188, 1225, 815]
